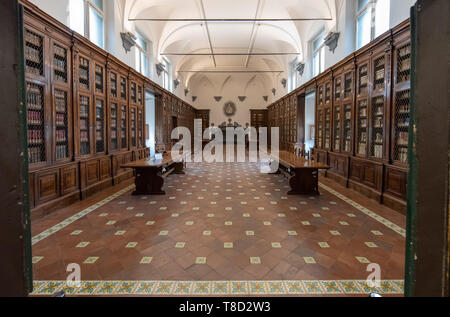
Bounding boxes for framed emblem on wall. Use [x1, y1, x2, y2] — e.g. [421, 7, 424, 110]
[224, 101, 236, 117]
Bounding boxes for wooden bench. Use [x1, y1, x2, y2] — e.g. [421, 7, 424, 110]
[121, 154, 185, 195]
[269, 151, 330, 195]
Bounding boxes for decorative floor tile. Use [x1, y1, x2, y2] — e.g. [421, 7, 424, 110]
[196, 257, 207, 264]
[175, 242, 186, 249]
[192, 281, 211, 295]
[271, 242, 282, 248]
[285, 281, 305, 294]
[140, 257, 153, 264]
[95, 281, 120, 295]
[301, 221, 311, 226]
[71, 230, 83, 235]
[304, 257, 316, 264]
[114, 231, 126, 236]
[126, 242, 138, 248]
[356, 257, 370, 264]
[83, 257, 99, 264]
[203, 231, 211, 236]
[32, 256, 43, 264]
[116, 281, 138, 295]
[146, 221, 155, 226]
[303, 281, 324, 294]
[212, 281, 229, 295]
[288, 231, 298, 236]
[330, 230, 341, 236]
[365, 242, 378, 248]
[159, 231, 168, 236]
[246, 231, 255, 236]
[250, 257, 261, 264]
[173, 281, 193, 295]
[134, 281, 156, 295]
[224, 242, 233, 249]
[318, 242, 330, 248]
[230, 281, 248, 295]
[76, 242, 90, 248]
[76, 281, 102, 295]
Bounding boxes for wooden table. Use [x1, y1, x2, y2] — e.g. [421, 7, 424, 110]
[269, 151, 330, 195]
[121, 155, 184, 195]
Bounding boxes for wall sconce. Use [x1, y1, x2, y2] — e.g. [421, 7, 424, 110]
[324, 32, 340, 53]
[272, 88, 276, 96]
[295, 62, 305, 77]
[281, 78, 287, 89]
[214, 96, 222, 102]
[263, 96, 268, 102]
[238, 96, 247, 102]
[184, 88, 190, 96]
[173, 79, 180, 89]
[192, 96, 197, 102]
[120, 32, 137, 53]
[156, 63, 165, 77]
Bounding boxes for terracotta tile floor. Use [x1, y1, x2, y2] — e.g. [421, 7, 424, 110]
[31, 162, 406, 283]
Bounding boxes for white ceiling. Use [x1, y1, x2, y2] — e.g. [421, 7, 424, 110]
[120, 0, 342, 94]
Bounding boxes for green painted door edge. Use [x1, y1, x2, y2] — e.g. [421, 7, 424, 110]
[17, 3, 33, 294]
[404, 4, 418, 298]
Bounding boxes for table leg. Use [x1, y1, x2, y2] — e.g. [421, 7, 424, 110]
[133, 167, 165, 195]
[288, 168, 320, 195]
[173, 161, 185, 175]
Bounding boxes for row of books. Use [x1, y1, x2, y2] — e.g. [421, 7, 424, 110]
[55, 130, 67, 143]
[26, 65, 42, 76]
[55, 113, 66, 126]
[27, 110, 42, 125]
[372, 144, 383, 158]
[27, 85, 42, 110]
[28, 129, 43, 145]
[25, 46, 41, 64]
[397, 131, 409, 146]
[25, 30, 42, 47]
[28, 147, 44, 163]
[55, 91, 67, 112]
[80, 131, 89, 143]
[397, 148, 408, 163]
[55, 145, 68, 160]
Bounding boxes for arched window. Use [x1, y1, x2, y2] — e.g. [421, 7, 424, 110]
[312, 32, 325, 77]
[135, 30, 150, 77]
[162, 58, 172, 92]
[69, 0, 105, 49]
[356, 0, 390, 50]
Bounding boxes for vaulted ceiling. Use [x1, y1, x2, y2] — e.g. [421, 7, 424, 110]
[119, 0, 343, 95]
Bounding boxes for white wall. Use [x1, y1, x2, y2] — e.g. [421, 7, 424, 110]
[29, 0, 69, 25]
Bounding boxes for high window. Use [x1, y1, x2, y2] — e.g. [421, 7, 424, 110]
[356, 0, 390, 50]
[288, 59, 298, 93]
[162, 58, 172, 92]
[312, 32, 325, 77]
[135, 30, 149, 77]
[69, 0, 104, 49]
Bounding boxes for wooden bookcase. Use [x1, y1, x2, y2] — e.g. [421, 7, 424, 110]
[22, 1, 196, 216]
[266, 20, 410, 213]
